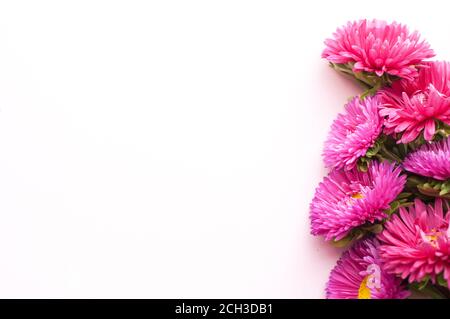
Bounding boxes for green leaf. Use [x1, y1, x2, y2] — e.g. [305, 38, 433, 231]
[397, 192, 412, 200]
[331, 235, 354, 248]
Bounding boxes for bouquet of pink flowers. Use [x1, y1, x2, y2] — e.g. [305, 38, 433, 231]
[311, 19, 450, 299]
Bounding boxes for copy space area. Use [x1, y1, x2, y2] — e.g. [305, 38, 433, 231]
[0, 0, 448, 297]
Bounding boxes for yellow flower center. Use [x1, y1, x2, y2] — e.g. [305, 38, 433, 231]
[358, 276, 371, 299]
[422, 228, 442, 248]
[351, 192, 364, 199]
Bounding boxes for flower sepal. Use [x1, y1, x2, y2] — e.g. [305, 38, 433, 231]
[329, 62, 395, 93]
[417, 181, 450, 199]
[407, 175, 450, 199]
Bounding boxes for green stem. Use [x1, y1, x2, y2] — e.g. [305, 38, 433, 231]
[360, 86, 378, 99]
[378, 145, 402, 163]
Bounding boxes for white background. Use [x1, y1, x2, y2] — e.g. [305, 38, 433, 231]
[0, 0, 448, 298]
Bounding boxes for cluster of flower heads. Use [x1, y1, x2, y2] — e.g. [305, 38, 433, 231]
[312, 19, 450, 299]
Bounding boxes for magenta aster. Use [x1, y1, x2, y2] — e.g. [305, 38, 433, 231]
[310, 162, 406, 241]
[378, 199, 450, 287]
[323, 96, 383, 170]
[403, 137, 450, 181]
[326, 238, 410, 299]
[379, 61, 450, 143]
[322, 19, 434, 80]
[385, 61, 450, 96]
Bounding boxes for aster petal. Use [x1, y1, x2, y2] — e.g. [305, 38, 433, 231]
[423, 120, 436, 141]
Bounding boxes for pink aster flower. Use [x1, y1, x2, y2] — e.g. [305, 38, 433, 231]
[378, 199, 450, 287]
[326, 238, 410, 299]
[322, 19, 434, 80]
[403, 137, 450, 181]
[379, 61, 450, 143]
[385, 61, 450, 97]
[323, 96, 383, 170]
[310, 162, 406, 241]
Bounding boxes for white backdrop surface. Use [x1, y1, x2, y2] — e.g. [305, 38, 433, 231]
[0, 0, 449, 298]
